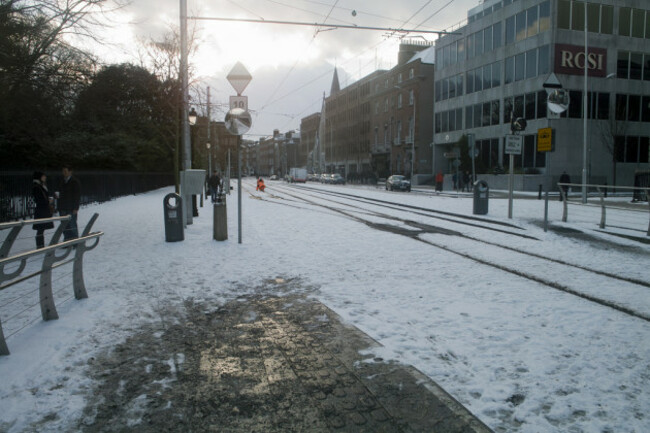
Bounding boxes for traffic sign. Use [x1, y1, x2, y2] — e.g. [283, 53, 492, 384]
[226, 62, 252, 95]
[505, 135, 522, 155]
[230, 95, 248, 111]
[537, 127, 554, 152]
[444, 152, 458, 159]
[225, 108, 252, 136]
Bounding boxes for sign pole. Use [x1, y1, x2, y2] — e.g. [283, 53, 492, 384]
[544, 152, 550, 232]
[237, 135, 242, 244]
[508, 153, 514, 219]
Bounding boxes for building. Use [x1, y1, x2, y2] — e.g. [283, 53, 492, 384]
[300, 112, 321, 173]
[433, 0, 650, 188]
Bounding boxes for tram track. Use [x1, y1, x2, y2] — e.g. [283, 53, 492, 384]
[251, 182, 650, 323]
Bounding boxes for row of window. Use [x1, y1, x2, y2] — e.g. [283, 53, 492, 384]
[436, 46, 550, 102]
[466, 22, 502, 61]
[505, 1, 551, 45]
[614, 136, 650, 164]
[471, 137, 547, 170]
[505, 91, 548, 122]
[434, 99, 501, 134]
[559, 1, 650, 39]
[434, 108, 464, 134]
[616, 94, 650, 123]
[617, 51, 650, 81]
[504, 45, 550, 84]
[467, 61, 501, 94]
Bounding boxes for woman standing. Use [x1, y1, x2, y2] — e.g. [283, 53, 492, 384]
[32, 171, 54, 248]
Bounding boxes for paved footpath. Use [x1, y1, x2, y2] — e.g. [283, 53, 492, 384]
[80, 283, 493, 432]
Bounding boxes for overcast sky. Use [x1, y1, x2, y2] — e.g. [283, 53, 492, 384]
[85, 0, 482, 138]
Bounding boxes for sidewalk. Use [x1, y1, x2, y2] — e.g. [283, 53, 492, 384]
[80, 281, 493, 432]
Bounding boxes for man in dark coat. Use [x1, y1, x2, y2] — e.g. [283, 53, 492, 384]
[58, 165, 81, 240]
[558, 171, 570, 201]
[32, 171, 54, 248]
[208, 170, 221, 202]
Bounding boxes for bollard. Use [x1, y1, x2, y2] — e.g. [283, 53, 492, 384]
[538, 184, 542, 200]
[163, 193, 184, 242]
[213, 197, 228, 241]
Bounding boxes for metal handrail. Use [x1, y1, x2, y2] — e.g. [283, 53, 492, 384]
[0, 213, 103, 355]
[557, 183, 650, 236]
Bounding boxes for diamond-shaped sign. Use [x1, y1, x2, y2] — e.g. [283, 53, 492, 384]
[227, 62, 252, 96]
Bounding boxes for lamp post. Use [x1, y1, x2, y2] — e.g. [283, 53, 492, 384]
[581, 6, 588, 203]
[206, 142, 211, 175]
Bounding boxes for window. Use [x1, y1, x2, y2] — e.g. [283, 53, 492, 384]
[504, 97, 513, 123]
[475, 68, 483, 92]
[482, 103, 490, 127]
[628, 94, 640, 121]
[449, 77, 456, 99]
[514, 95, 524, 118]
[647, 11, 650, 38]
[614, 136, 625, 162]
[645, 56, 650, 81]
[466, 34, 474, 59]
[467, 70, 475, 93]
[398, 73, 402, 84]
[524, 135, 535, 168]
[626, 136, 638, 163]
[466, 106, 473, 129]
[568, 90, 582, 118]
[619, 7, 631, 37]
[449, 110, 456, 131]
[458, 39, 465, 61]
[587, 3, 599, 32]
[643, 96, 650, 122]
[527, 6, 538, 37]
[398, 93, 403, 109]
[506, 16, 515, 44]
[526, 50, 537, 79]
[558, 0, 570, 30]
[616, 94, 627, 121]
[494, 22, 502, 49]
[539, 1, 551, 32]
[630, 52, 643, 80]
[632, 9, 645, 38]
[475, 31, 483, 56]
[484, 27, 493, 53]
[515, 53, 525, 81]
[435, 81, 441, 102]
[640, 137, 649, 163]
[597, 93, 610, 120]
[572, 1, 585, 31]
[601, 5, 613, 34]
[456, 108, 463, 130]
[442, 79, 449, 100]
[516, 11, 526, 41]
[384, 98, 388, 112]
[525, 92, 536, 119]
[456, 75, 464, 97]
[505, 56, 514, 84]
[617, 51, 630, 79]
[491, 100, 500, 125]
[538, 45, 550, 75]
[409, 68, 414, 79]
[492, 62, 501, 88]
[409, 89, 414, 106]
[537, 90, 547, 119]
[483, 64, 491, 90]
[435, 113, 441, 133]
[473, 104, 482, 128]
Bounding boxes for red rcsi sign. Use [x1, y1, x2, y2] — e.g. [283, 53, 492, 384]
[554, 44, 607, 77]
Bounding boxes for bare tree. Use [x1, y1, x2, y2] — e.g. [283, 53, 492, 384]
[598, 100, 629, 188]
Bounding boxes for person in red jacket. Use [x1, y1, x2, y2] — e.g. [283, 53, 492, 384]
[435, 171, 444, 192]
[256, 177, 266, 192]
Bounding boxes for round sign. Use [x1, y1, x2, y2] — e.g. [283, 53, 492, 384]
[225, 108, 252, 135]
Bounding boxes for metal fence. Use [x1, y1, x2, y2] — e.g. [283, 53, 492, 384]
[0, 171, 174, 222]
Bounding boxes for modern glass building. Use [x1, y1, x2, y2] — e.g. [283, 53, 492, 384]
[433, 0, 649, 188]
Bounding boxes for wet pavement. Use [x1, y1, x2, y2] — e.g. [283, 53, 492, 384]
[80, 281, 492, 432]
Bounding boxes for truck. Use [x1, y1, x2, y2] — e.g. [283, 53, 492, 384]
[289, 167, 307, 183]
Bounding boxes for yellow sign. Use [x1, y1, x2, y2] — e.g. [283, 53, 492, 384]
[537, 127, 553, 152]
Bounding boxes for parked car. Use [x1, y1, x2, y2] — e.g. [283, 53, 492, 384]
[320, 173, 330, 183]
[386, 175, 411, 192]
[330, 173, 346, 185]
[270, 175, 279, 180]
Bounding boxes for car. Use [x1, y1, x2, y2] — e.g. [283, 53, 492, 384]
[270, 175, 279, 180]
[386, 175, 411, 192]
[320, 173, 330, 183]
[330, 173, 346, 185]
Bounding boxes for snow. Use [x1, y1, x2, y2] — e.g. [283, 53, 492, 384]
[1, 179, 649, 432]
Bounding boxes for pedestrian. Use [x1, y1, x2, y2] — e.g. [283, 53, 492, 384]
[463, 171, 471, 192]
[452, 172, 458, 190]
[256, 177, 266, 192]
[208, 170, 221, 202]
[58, 165, 81, 241]
[32, 171, 54, 249]
[558, 171, 570, 201]
[435, 171, 444, 192]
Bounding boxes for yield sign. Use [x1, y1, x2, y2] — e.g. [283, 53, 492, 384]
[227, 62, 252, 95]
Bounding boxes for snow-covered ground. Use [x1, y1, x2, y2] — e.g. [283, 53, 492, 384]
[1, 179, 649, 432]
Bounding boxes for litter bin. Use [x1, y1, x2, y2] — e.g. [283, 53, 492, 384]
[164, 193, 184, 242]
[473, 180, 489, 215]
[213, 195, 228, 241]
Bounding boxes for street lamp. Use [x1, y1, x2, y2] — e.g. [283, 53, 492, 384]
[188, 108, 197, 126]
[206, 142, 211, 175]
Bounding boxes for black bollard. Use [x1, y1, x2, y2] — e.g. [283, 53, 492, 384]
[538, 184, 542, 200]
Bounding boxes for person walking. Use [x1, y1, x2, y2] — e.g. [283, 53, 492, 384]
[463, 171, 471, 192]
[32, 171, 54, 249]
[208, 170, 221, 202]
[558, 171, 571, 201]
[58, 165, 81, 241]
[435, 171, 444, 192]
[256, 177, 266, 192]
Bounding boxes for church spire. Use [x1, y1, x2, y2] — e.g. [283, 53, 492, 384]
[330, 67, 340, 96]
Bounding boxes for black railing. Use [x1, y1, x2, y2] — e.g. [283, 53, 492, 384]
[633, 170, 649, 202]
[0, 171, 174, 222]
